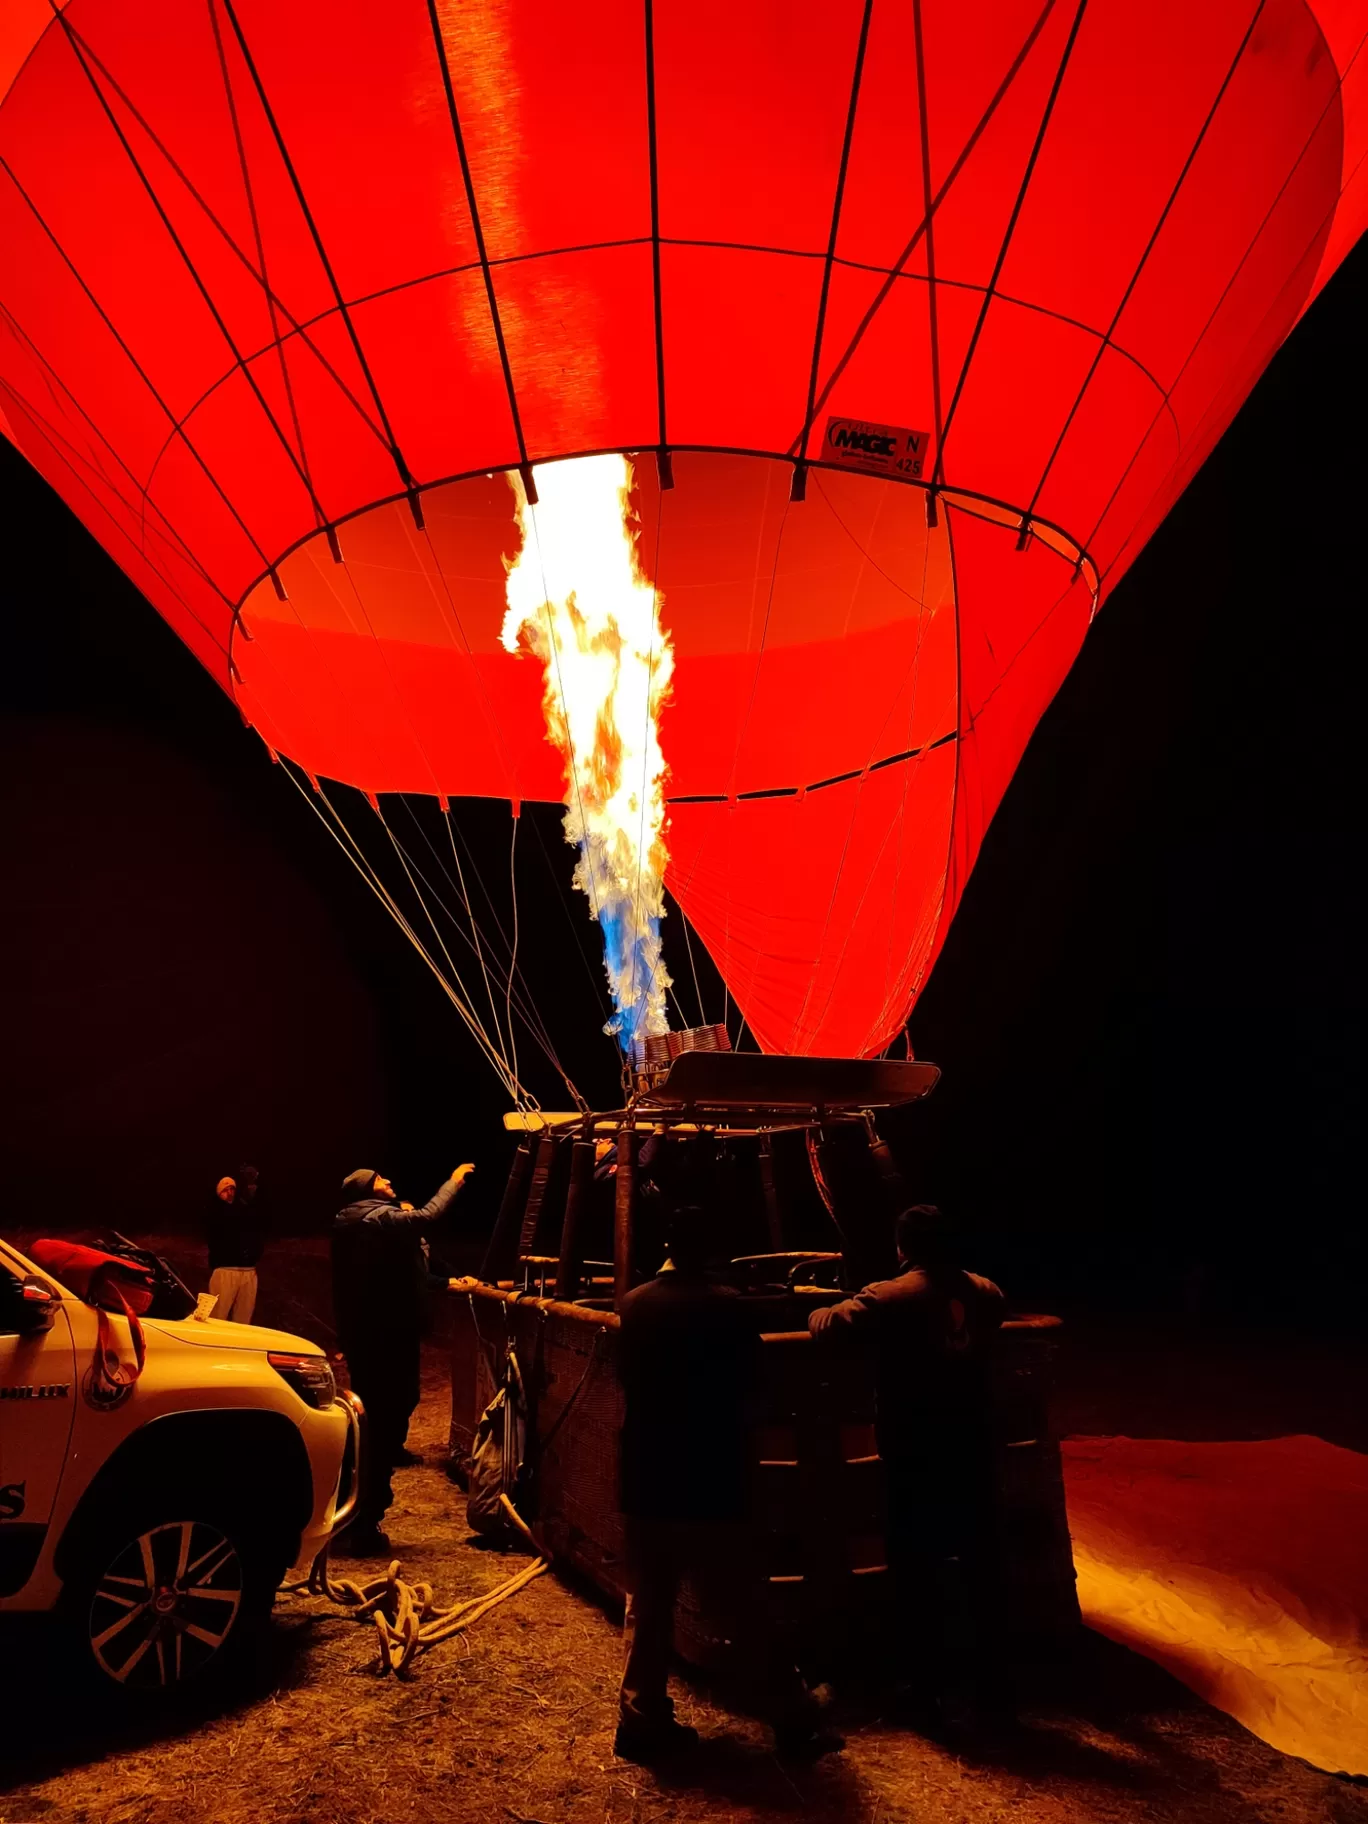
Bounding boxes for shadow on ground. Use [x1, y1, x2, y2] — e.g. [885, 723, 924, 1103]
[2, 1349, 1362, 1824]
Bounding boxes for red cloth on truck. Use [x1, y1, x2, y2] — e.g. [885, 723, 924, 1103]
[27, 1238, 155, 1315]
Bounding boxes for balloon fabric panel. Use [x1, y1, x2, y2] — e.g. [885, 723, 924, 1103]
[1, 0, 1364, 1058]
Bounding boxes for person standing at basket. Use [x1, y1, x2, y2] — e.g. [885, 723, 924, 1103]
[331, 1163, 474, 1555]
[614, 1203, 840, 1764]
[808, 1203, 1007, 1726]
[205, 1165, 267, 1324]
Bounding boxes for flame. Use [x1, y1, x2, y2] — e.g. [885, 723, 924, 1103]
[501, 454, 674, 1052]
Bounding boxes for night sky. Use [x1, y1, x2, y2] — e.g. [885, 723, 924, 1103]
[2, 234, 1362, 1329]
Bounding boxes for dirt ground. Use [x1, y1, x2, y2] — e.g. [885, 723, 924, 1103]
[2, 1350, 1365, 1824]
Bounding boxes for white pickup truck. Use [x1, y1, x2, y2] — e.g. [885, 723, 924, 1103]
[0, 1233, 360, 1696]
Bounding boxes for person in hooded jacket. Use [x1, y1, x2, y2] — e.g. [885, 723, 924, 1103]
[808, 1204, 1008, 1725]
[205, 1165, 267, 1322]
[332, 1163, 473, 1553]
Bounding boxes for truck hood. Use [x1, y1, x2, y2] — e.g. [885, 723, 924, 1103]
[142, 1313, 326, 1355]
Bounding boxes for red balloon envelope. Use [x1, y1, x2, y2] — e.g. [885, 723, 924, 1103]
[1, 0, 1364, 1056]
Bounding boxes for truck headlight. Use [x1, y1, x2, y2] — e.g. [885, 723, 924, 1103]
[268, 1351, 337, 1409]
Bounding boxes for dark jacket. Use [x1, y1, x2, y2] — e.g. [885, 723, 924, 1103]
[617, 1269, 762, 1523]
[331, 1178, 463, 1357]
[809, 1264, 1006, 1458]
[206, 1195, 267, 1273]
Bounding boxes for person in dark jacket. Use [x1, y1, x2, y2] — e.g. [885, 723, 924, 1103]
[615, 1204, 836, 1764]
[809, 1204, 1007, 1721]
[205, 1166, 267, 1323]
[332, 1163, 473, 1553]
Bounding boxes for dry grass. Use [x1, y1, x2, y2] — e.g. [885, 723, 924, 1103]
[2, 1351, 1365, 1824]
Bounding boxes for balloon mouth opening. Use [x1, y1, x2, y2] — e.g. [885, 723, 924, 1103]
[233, 447, 1094, 659]
[227, 445, 1103, 1060]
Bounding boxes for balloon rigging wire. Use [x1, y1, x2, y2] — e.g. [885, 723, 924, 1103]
[302, 777, 530, 1105]
[317, 789, 527, 1105]
[374, 805, 527, 1106]
[206, 0, 314, 505]
[795, 0, 1061, 450]
[1024, 0, 1269, 524]
[1076, 3, 1355, 568]
[506, 813, 522, 1104]
[217, 0, 418, 502]
[64, 15, 394, 460]
[414, 798, 597, 1108]
[929, 0, 1090, 496]
[382, 803, 588, 1110]
[396, 510, 581, 1083]
[443, 798, 613, 1077]
[677, 893, 708, 1029]
[409, 813, 584, 1112]
[278, 761, 526, 1102]
[438, 804, 512, 1074]
[58, 10, 336, 543]
[379, 809, 481, 1013]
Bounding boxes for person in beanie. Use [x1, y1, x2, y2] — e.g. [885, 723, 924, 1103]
[205, 1166, 267, 1323]
[331, 1163, 473, 1554]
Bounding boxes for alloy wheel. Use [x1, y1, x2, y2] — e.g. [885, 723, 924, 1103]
[88, 1520, 244, 1688]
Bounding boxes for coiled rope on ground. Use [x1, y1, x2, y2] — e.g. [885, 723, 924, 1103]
[280, 1496, 549, 1677]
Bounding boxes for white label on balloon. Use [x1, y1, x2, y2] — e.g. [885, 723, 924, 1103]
[823, 415, 930, 480]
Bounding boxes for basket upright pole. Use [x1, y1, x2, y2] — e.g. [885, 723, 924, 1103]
[613, 1118, 637, 1311]
[555, 1117, 597, 1301]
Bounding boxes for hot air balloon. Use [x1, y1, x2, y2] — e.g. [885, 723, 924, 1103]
[1, 0, 1364, 1072]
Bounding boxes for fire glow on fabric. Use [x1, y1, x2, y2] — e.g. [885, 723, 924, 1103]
[2, 0, 1365, 1062]
[500, 456, 674, 1054]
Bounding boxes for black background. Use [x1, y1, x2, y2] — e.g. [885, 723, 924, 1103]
[2, 236, 1362, 1329]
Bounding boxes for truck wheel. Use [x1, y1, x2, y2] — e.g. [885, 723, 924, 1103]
[68, 1507, 285, 1697]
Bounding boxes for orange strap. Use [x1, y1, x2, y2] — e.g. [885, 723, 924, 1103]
[86, 1270, 146, 1407]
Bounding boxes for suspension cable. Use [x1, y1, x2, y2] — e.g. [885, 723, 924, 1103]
[278, 763, 527, 1104]
[384, 805, 585, 1109]
[506, 815, 522, 1104]
[405, 798, 567, 1076]
[438, 804, 512, 1069]
[373, 805, 523, 1105]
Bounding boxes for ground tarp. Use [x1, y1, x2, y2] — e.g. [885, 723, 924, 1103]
[1062, 1435, 1368, 1777]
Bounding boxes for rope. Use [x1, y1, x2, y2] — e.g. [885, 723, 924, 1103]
[507, 815, 522, 1103]
[432, 802, 598, 1102]
[678, 893, 708, 1027]
[376, 805, 519, 1095]
[390, 802, 579, 1106]
[279, 762, 528, 1103]
[280, 1533, 548, 1678]
[440, 803, 514, 1073]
